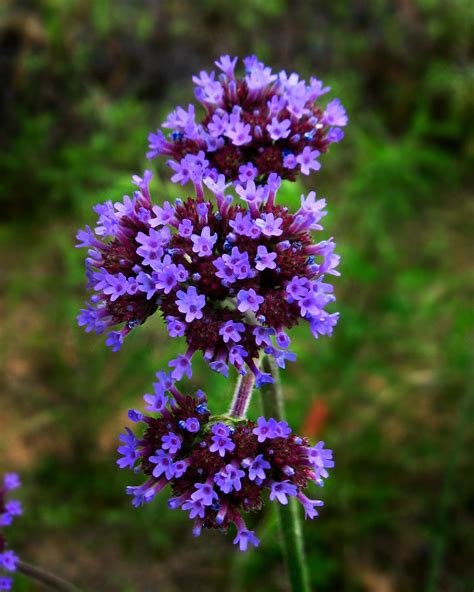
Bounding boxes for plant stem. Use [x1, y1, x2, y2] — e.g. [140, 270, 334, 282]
[17, 560, 81, 592]
[260, 354, 311, 592]
[228, 372, 255, 419]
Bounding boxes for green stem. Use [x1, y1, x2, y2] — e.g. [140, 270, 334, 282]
[17, 560, 81, 592]
[260, 355, 311, 592]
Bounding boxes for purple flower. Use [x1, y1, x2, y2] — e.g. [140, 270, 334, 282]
[175, 286, 206, 322]
[228, 345, 248, 368]
[191, 226, 218, 257]
[211, 423, 231, 437]
[117, 428, 138, 469]
[219, 320, 245, 344]
[185, 417, 200, 433]
[255, 213, 283, 237]
[255, 245, 277, 271]
[209, 434, 235, 458]
[296, 146, 321, 175]
[252, 417, 278, 442]
[269, 481, 298, 505]
[166, 316, 186, 337]
[226, 120, 252, 146]
[238, 163, 258, 183]
[169, 354, 193, 381]
[253, 326, 275, 346]
[161, 432, 182, 455]
[3, 475, 20, 491]
[267, 117, 291, 141]
[214, 463, 245, 493]
[121, 389, 335, 552]
[237, 289, 264, 313]
[150, 201, 175, 227]
[149, 449, 176, 480]
[323, 98, 348, 127]
[297, 493, 324, 520]
[244, 454, 271, 481]
[182, 499, 206, 519]
[191, 482, 219, 506]
[144, 392, 169, 413]
[283, 153, 297, 169]
[233, 529, 259, 552]
[78, 164, 340, 383]
[306, 441, 335, 480]
[0, 551, 18, 573]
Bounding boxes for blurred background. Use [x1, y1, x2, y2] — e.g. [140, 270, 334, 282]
[1, 1, 473, 591]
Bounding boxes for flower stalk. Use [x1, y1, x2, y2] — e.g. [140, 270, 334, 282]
[260, 354, 311, 592]
[17, 560, 81, 592]
[229, 372, 255, 419]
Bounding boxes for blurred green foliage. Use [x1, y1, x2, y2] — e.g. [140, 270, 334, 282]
[1, 1, 473, 591]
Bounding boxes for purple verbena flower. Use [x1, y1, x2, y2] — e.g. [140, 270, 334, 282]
[120, 388, 334, 552]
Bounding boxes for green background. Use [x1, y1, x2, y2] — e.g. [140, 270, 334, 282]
[1, 1, 473, 590]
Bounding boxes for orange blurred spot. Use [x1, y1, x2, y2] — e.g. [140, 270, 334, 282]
[301, 399, 329, 437]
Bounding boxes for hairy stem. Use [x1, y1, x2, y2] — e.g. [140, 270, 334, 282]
[260, 355, 311, 592]
[229, 372, 255, 419]
[17, 560, 81, 592]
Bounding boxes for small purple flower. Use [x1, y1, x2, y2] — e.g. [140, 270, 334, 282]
[175, 286, 206, 322]
[150, 201, 175, 227]
[269, 481, 298, 505]
[166, 316, 186, 337]
[219, 320, 245, 343]
[253, 326, 275, 347]
[237, 289, 264, 313]
[267, 117, 291, 141]
[191, 482, 219, 506]
[283, 153, 297, 169]
[4, 501, 22, 518]
[228, 345, 248, 367]
[182, 499, 206, 519]
[252, 417, 278, 442]
[143, 392, 169, 413]
[169, 354, 193, 381]
[238, 163, 258, 183]
[211, 423, 231, 437]
[233, 529, 259, 552]
[0, 551, 18, 573]
[191, 226, 218, 257]
[306, 441, 335, 479]
[323, 98, 348, 127]
[3, 475, 20, 491]
[214, 464, 245, 493]
[178, 218, 194, 237]
[161, 432, 182, 455]
[255, 245, 277, 271]
[274, 421, 292, 438]
[297, 493, 324, 520]
[117, 428, 138, 469]
[105, 330, 124, 352]
[255, 213, 283, 237]
[296, 147, 321, 175]
[185, 417, 200, 433]
[209, 434, 235, 458]
[149, 449, 176, 480]
[245, 454, 271, 481]
[226, 120, 252, 146]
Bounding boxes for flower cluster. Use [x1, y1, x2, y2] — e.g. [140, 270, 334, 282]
[77, 169, 339, 386]
[0, 474, 22, 591]
[147, 55, 347, 183]
[118, 380, 334, 551]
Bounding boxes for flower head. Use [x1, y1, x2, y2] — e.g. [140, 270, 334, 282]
[118, 384, 334, 551]
[0, 474, 21, 589]
[147, 55, 347, 182]
[77, 170, 339, 385]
